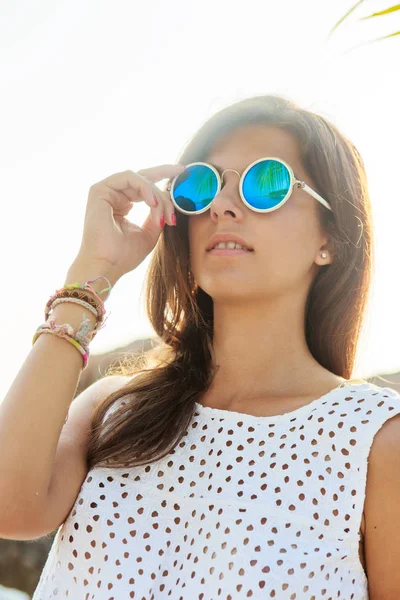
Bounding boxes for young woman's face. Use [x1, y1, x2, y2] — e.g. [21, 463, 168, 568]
[188, 124, 331, 303]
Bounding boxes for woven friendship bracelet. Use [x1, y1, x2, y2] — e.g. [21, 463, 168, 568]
[45, 289, 100, 319]
[50, 296, 99, 318]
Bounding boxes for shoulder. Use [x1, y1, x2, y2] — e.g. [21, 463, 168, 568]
[91, 374, 133, 407]
[360, 384, 400, 462]
[367, 386, 400, 467]
[362, 385, 400, 598]
[364, 384, 400, 466]
[341, 381, 400, 419]
[95, 374, 138, 423]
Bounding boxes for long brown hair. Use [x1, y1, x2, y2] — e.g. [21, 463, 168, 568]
[86, 94, 374, 470]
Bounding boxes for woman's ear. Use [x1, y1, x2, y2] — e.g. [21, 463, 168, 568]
[315, 238, 333, 266]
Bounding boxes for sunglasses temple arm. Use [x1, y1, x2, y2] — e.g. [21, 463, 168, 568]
[297, 180, 333, 212]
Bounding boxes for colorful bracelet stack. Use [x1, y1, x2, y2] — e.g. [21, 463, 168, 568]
[32, 275, 113, 370]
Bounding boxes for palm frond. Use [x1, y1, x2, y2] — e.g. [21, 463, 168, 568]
[341, 29, 400, 54]
[360, 4, 400, 20]
[371, 28, 400, 39]
[328, 0, 366, 37]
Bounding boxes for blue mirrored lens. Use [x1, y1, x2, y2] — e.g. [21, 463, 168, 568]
[171, 165, 218, 212]
[242, 160, 291, 209]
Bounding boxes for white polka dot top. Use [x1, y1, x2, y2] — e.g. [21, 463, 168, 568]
[33, 380, 400, 600]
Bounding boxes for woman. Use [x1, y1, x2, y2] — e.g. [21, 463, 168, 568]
[2, 95, 400, 599]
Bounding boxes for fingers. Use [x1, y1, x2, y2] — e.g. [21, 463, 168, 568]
[100, 171, 156, 208]
[138, 165, 185, 226]
[102, 164, 184, 206]
[144, 181, 177, 228]
[137, 164, 186, 183]
[95, 165, 185, 227]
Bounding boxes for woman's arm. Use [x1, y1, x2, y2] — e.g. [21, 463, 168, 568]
[363, 412, 400, 599]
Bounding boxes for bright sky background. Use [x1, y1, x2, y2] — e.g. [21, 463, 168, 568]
[1, 0, 399, 399]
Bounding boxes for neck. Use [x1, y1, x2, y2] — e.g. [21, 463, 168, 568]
[207, 293, 343, 403]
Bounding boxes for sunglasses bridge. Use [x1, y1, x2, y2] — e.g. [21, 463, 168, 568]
[220, 167, 305, 189]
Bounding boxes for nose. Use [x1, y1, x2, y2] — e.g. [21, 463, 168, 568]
[209, 168, 243, 219]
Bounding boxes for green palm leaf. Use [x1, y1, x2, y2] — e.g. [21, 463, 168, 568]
[190, 169, 215, 198]
[328, 1, 400, 51]
[359, 3, 400, 19]
[328, 0, 366, 37]
[351, 29, 400, 47]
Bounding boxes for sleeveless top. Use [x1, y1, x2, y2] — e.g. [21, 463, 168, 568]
[32, 380, 400, 600]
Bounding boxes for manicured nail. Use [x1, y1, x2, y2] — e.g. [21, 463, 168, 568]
[153, 194, 158, 206]
[160, 214, 165, 228]
[171, 212, 176, 226]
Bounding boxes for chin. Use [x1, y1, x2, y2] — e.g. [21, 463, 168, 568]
[199, 279, 254, 298]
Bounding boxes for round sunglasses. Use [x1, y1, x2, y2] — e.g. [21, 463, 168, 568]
[167, 157, 332, 215]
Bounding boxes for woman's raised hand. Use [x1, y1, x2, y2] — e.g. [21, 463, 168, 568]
[72, 164, 186, 283]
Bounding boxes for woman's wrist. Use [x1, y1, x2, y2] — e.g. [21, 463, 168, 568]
[65, 257, 119, 296]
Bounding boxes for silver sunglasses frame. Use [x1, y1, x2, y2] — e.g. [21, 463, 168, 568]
[167, 156, 333, 215]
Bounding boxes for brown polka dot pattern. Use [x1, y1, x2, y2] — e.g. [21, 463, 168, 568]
[32, 382, 400, 599]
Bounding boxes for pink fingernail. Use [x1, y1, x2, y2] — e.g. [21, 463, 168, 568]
[171, 212, 176, 226]
[160, 214, 165, 228]
[153, 195, 158, 206]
